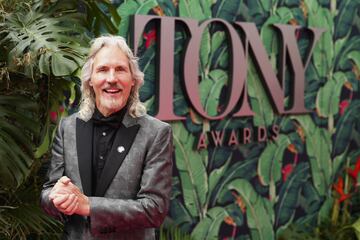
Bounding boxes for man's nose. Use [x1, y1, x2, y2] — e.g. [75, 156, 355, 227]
[106, 70, 117, 83]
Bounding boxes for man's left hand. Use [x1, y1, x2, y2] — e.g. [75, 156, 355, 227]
[50, 176, 90, 216]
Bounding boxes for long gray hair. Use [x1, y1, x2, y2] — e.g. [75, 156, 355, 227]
[78, 35, 146, 121]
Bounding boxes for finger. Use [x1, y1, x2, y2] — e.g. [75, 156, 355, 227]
[52, 194, 69, 207]
[59, 176, 71, 185]
[49, 192, 62, 200]
[50, 187, 72, 200]
[59, 194, 76, 209]
[49, 192, 55, 200]
[64, 182, 82, 196]
[65, 202, 79, 215]
[63, 197, 79, 215]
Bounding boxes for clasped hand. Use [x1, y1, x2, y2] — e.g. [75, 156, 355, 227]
[49, 176, 90, 216]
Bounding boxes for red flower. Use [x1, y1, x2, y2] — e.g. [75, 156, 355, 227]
[143, 29, 156, 48]
[333, 176, 351, 203]
[282, 164, 293, 182]
[223, 216, 237, 238]
[339, 100, 350, 116]
[347, 156, 360, 186]
[50, 111, 58, 123]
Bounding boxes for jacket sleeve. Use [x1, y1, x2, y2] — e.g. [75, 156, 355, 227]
[39, 119, 66, 221]
[88, 124, 173, 232]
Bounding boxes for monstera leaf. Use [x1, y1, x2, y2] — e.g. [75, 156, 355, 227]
[0, 95, 38, 188]
[0, 7, 88, 77]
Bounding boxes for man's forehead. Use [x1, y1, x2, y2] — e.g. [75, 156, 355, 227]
[92, 46, 130, 67]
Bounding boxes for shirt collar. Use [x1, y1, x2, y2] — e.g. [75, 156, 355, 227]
[92, 106, 127, 128]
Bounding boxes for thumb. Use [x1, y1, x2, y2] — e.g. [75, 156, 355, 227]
[59, 176, 71, 185]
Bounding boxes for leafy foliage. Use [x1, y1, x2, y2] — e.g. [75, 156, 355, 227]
[0, 182, 62, 240]
[0, 7, 88, 77]
[1, 0, 359, 239]
[0, 95, 38, 188]
[0, 0, 120, 239]
[116, 0, 360, 239]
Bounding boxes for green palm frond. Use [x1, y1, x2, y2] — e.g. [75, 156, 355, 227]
[0, 204, 62, 240]
[0, 182, 62, 240]
[159, 224, 193, 240]
[0, 95, 38, 188]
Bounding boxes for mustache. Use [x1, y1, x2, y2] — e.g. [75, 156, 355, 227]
[103, 84, 124, 90]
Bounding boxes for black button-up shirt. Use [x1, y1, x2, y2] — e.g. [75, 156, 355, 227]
[91, 107, 126, 195]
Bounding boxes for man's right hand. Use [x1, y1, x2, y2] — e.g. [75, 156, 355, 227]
[52, 193, 79, 215]
[49, 176, 89, 216]
[49, 176, 79, 215]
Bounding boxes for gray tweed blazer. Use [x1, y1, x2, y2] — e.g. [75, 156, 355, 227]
[40, 112, 173, 240]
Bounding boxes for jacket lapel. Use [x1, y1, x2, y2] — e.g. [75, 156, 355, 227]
[76, 118, 93, 196]
[95, 114, 140, 197]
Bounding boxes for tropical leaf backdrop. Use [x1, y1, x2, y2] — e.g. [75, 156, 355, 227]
[0, 0, 359, 239]
[117, 0, 360, 239]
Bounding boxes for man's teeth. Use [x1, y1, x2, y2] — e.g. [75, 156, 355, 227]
[104, 89, 121, 93]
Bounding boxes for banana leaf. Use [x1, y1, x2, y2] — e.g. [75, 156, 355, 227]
[117, 0, 158, 37]
[227, 178, 275, 240]
[172, 122, 208, 218]
[191, 207, 229, 240]
[275, 162, 310, 233]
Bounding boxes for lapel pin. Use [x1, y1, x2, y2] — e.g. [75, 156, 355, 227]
[117, 146, 125, 153]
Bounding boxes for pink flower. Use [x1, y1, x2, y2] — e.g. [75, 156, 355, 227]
[347, 156, 360, 187]
[50, 111, 58, 123]
[333, 176, 351, 203]
[143, 29, 156, 49]
[282, 164, 293, 182]
[339, 100, 350, 116]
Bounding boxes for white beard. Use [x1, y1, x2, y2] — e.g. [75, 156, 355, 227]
[99, 96, 123, 111]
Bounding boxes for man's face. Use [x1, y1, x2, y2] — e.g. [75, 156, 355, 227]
[90, 45, 134, 116]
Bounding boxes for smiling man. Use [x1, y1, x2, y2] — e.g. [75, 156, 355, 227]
[40, 36, 173, 239]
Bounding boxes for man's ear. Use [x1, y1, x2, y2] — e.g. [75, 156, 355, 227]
[89, 81, 93, 86]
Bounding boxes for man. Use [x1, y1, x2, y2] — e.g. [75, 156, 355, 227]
[40, 35, 173, 239]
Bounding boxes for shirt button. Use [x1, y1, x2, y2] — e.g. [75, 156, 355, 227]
[102, 132, 106, 136]
[99, 156, 104, 160]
